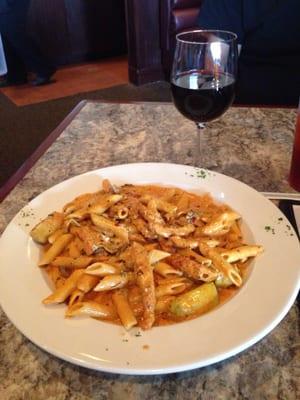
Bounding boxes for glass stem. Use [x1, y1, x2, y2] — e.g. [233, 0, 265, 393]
[195, 122, 205, 167]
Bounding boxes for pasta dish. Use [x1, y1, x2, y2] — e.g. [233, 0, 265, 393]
[30, 179, 263, 331]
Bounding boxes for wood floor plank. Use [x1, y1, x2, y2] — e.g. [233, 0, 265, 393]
[0, 56, 128, 106]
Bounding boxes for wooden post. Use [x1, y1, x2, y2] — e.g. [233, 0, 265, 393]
[124, 0, 165, 85]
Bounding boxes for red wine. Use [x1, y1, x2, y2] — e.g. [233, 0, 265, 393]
[171, 72, 235, 123]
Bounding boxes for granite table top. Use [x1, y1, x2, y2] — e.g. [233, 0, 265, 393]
[0, 101, 299, 399]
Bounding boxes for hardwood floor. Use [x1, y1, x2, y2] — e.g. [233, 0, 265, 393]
[0, 56, 128, 106]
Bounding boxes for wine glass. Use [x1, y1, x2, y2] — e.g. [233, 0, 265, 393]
[171, 30, 238, 166]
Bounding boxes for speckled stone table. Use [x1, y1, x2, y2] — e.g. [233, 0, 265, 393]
[0, 101, 299, 400]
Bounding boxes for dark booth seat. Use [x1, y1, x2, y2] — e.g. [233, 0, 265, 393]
[160, 0, 202, 79]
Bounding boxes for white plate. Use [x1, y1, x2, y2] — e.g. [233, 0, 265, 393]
[0, 163, 299, 375]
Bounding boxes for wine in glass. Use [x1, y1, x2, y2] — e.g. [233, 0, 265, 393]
[171, 30, 238, 166]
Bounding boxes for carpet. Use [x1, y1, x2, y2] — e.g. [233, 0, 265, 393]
[0, 82, 172, 189]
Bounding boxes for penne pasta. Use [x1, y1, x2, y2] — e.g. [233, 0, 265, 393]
[67, 240, 82, 258]
[90, 214, 129, 243]
[45, 265, 66, 289]
[65, 300, 116, 319]
[178, 248, 212, 267]
[148, 249, 171, 265]
[201, 211, 241, 236]
[168, 254, 218, 282]
[200, 244, 242, 287]
[38, 234, 73, 266]
[153, 223, 195, 238]
[221, 245, 264, 263]
[88, 194, 123, 215]
[48, 228, 65, 244]
[68, 289, 85, 306]
[77, 274, 99, 293]
[85, 262, 120, 276]
[171, 236, 199, 249]
[112, 289, 137, 330]
[102, 178, 116, 193]
[52, 255, 93, 269]
[33, 180, 262, 331]
[63, 192, 102, 215]
[43, 269, 85, 304]
[154, 261, 183, 278]
[155, 282, 187, 298]
[93, 273, 133, 292]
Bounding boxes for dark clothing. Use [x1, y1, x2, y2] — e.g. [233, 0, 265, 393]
[0, 0, 54, 82]
[0, 0, 17, 14]
[198, 0, 300, 106]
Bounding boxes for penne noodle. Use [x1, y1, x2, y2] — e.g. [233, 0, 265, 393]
[45, 265, 66, 289]
[68, 289, 85, 306]
[85, 262, 120, 276]
[148, 249, 171, 265]
[112, 290, 137, 330]
[168, 254, 218, 282]
[102, 178, 115, 193]
[116, 206, 129, 220]
[63, 192, 102, 215]
[142, 197, 177, 215]
[65, 208, 89, 221]
[67, 240, 82, 258]
[200, 244, 243, 287]
[201, 211, 241, 236]
[199, 238, 221, 248]
[155, 282, 187, 298]
[93, 273, 133, 292]
[175, 193, 190, 213]
[178, 248, 212, 267]
[144, 243, 158, 251]
[230, 221, 243, 238]
[43, 269, 85, 304]
[48, 228, 65, 244]
[153, 223, 195, 238]
[52, 255, 93, 269]
[74, 226, 104, 255]
[39, 234, 73, 266]
[171, 236, 199, 249]
[77, 274, 99, 293]
[154, 261, 183, 278]
[65, 300, 116, 319]
[90, 214, 129, 243]
[88, 194, 123, 215]
[221, 245, 264, 263]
